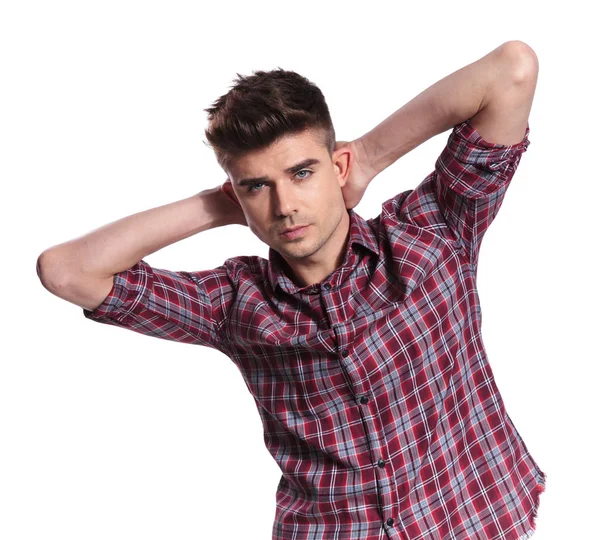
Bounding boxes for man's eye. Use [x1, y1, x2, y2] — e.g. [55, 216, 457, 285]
[248, 182, 264, 193]
[247, 170, 312, 193]
[295, 169, 312, 179]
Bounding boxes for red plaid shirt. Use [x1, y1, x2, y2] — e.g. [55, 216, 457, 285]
[84, 119, 547, 539]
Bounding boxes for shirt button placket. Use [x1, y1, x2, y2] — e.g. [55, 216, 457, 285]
[326, 279, 401, 537]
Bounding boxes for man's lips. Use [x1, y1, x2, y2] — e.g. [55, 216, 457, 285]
[281, 225, 308, 234]
[280, 225, 310, 238]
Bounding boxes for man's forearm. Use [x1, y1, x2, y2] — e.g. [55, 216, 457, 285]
[356, 42, 522, 178]
[38, 186, 236, 286]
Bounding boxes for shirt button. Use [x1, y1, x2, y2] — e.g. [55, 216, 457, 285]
[323, 283, 332, 290]
[386, 518, 394, 526]
[377, 458, 386, 468]
[359, 396, 369, 404]
[341, 348, 349, 357]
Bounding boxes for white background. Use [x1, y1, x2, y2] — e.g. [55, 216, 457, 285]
[2, 1, 597, 538]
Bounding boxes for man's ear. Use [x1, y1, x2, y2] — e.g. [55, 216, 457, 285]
[332, 143, 352, 187]
[221, 178, 242, 208]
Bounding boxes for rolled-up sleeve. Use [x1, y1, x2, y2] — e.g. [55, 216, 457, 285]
[400, 118, 531, 270]
[83, 259, 235, 350]
[395, 119, 531, 271]
[433, 119, 530, 269]
[436, 119, 530, 197]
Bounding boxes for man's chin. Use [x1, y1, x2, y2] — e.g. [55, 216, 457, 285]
[280, 242, 320, 261]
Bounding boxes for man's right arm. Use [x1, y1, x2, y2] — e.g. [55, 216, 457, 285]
[36, 185, 244, 312]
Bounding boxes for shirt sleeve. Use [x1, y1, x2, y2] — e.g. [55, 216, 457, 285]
[400, 118, 531, 270]
[82, 258, 235, 351]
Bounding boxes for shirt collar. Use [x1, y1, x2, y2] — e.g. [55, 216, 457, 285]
[266, 208, 380, 295]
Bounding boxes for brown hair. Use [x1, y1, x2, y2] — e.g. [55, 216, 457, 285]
[203, 67, 336, 172]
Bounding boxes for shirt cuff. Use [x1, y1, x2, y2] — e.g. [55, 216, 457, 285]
[82, 260, 150, 322]
[436, 118, 531, 199]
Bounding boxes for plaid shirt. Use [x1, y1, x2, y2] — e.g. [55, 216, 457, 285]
[84, 119, 547, 540]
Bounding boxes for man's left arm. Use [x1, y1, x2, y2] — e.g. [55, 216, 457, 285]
[348, 40, 538, 185]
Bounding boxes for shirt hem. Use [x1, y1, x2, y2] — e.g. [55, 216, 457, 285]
[514, 468, 547, 540]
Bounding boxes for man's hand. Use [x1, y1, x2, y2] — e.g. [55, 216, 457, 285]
[335, 138, 378, 210]
[220, 179, 248, 226]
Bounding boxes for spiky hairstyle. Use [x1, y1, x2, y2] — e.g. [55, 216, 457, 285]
[204, 67, 336, 172]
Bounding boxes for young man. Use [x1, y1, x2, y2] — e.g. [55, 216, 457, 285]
[37, 40, 546, 540]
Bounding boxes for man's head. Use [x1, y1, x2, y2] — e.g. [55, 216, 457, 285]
[203, 68, 352, 287]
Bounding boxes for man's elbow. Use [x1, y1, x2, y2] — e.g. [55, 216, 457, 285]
[36, 249, 66, 292]
[501, 40, 539, 83]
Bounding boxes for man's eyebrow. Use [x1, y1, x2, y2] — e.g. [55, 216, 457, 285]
[237, 158, 321, 186]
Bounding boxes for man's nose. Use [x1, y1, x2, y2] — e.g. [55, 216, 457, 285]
[273, 184, 299, 217]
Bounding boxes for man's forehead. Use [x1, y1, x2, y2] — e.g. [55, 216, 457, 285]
[229, 129, 326, 179]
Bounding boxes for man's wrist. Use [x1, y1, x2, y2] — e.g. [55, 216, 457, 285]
[353, 136, 381, 181]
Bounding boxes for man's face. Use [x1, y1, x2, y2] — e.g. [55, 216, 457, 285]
[226, 128, 350, 266]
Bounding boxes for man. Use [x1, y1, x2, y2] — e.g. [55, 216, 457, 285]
[37, 40, 546, 539]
